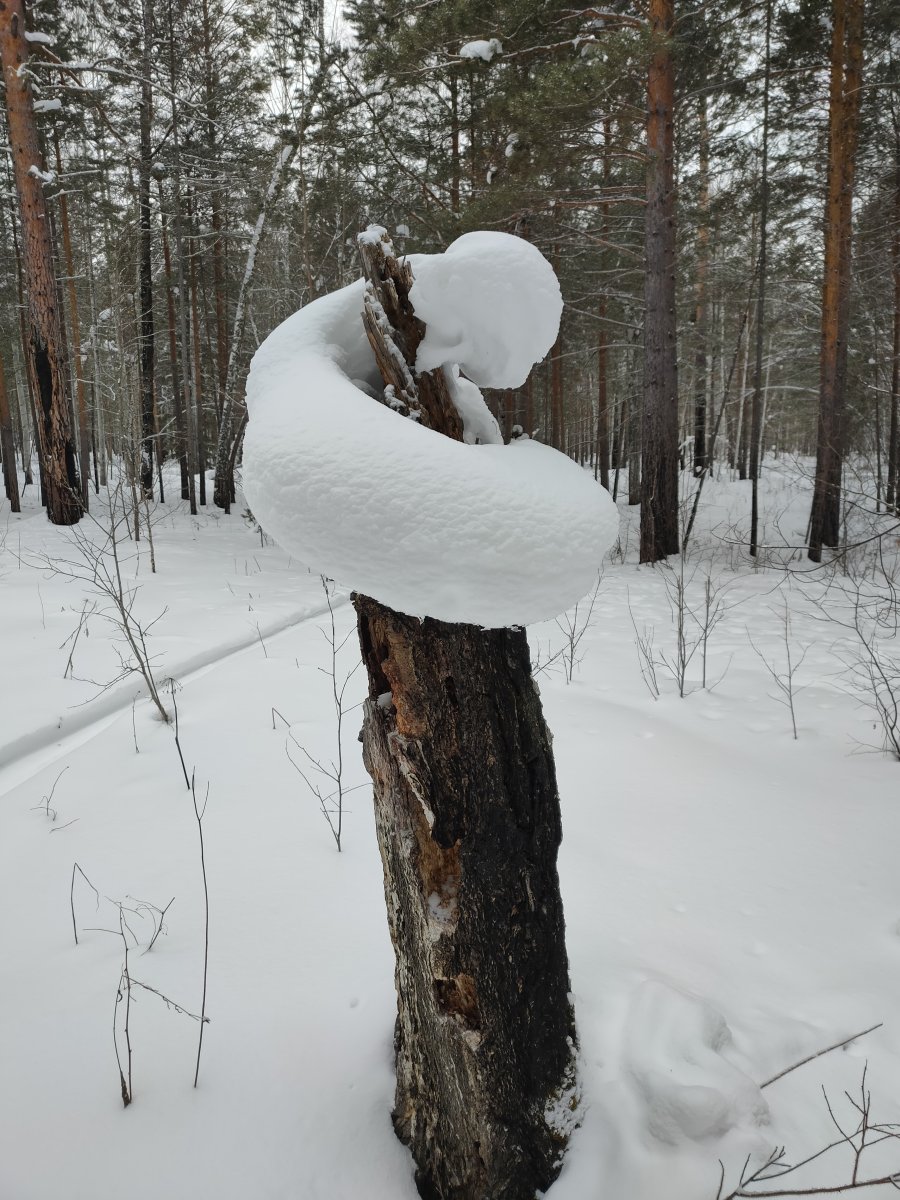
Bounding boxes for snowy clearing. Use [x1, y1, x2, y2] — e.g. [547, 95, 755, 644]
[243, 233, 617, 627]
[2, 461, 899, 1200]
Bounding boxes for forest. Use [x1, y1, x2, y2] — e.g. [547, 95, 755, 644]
[1, 1, 899, 1199]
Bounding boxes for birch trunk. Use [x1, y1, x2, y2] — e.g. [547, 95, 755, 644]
[213, 141, 298, 510]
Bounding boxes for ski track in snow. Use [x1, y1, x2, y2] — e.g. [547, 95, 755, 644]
[0, 594, 346, 798]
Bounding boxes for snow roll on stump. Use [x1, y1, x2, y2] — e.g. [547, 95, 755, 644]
[242, 230, 618, 627]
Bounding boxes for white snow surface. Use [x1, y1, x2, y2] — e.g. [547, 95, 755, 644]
[2, 464, 900, 1200]
[242, 234, 616, 627]
[27, 164, 56, 185]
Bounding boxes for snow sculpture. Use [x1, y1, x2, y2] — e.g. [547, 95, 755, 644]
[242, 231, 619, 628]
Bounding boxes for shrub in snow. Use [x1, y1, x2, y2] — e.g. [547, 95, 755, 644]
[243, 231, 618, 627]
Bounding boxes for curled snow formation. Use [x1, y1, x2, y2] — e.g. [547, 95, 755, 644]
[242, 231, 619, 628]
[411, 231, 563, 389]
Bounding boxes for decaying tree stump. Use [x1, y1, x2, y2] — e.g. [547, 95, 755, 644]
[354, 232, 578, 1200]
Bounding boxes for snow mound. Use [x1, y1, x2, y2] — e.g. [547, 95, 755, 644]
[623, 981, 769, 1146]
[411, 231, 563, 389]
[459, 38, 503, 61]
[242, 235, 618, 628]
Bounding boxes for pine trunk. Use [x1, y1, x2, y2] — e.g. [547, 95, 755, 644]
[640, 0, 679, 562]
[138, 0, 155, 499]
[749, 0, 772, 556]
[887, 145, 899, 512]
[354, 233, 578, 1200]
[809, 0, 864, 560]
[692, 96, 710, 478]
[0, 0, 80, 524]
[52, 129, 91, 510]
[0, 347, 21, 511]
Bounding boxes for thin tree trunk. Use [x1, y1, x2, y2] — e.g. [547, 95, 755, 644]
[137, 0, 155, 499]
[749, 0, 772, 555]
[164, 0, 197, 515]
[0, 348, 21, 511]
[628, 325, 642, 505]
[693, 95, 710, 478]
[450, 69, 461, 214]
[596, 313, 610, 488]
[158, 191, 190, 500]
[640, 0, 679, 562]
[887, 140, 899, 512]
[0, 0, 80, 523]
[189, 200, 207, 505]
[596, 120, 611, 490]
[52, 128, 90, 509]
[213, 140, 298, 509]
[353, 233, 577, 1200]
[809, 0, 864, 560]
[201, 0, 228, 415]
[84, 217, 106, 489]
[735, 296, 753, 480]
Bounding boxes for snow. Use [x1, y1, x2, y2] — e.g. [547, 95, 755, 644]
[24, 29, 54, 44]
[458, 38, 503, 61]
[411, 231, 563, 388]
[33, 98, 63, 113]
[621, 981, 768, 1145]
[27, 164, 56, 185]
[395, 223, 410, 237]
[2, 463, 900, 1200]
[242, 234, 616, 627]
[444, 364, 502, 445]
[357, 223, 389, 247]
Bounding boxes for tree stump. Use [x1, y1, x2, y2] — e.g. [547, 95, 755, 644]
[354, 231, 578, 1200]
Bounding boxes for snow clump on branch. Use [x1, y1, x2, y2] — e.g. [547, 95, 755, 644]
[242, 232, 618, 628]
[458, 38, 503, 62]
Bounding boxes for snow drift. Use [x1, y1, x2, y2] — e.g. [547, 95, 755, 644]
[242, 231, 618, 627]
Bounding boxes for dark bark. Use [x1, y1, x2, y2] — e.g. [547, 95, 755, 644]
[640, 0, 679, 562]
[52, 127, 90, 510]
[887, 142, 899, 512]
[1, 0, 80, 524]
[550, 334, 564, 451]
[165, 0, 197, 515]
[692, 96, 710, 478]
[138, 0, 155, 499]
[596, 120, 611, 490]
[201, 0, 228, 417]
[596, 312, 610, 489]
[0, 347, 20, 511]
[159, 192, 191, 501]
[354, 232, 577, 1200]
[628, 324, 642, 506]
[189, 194, 207, 505]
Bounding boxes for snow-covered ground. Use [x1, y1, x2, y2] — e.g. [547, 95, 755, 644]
[2, 461, 899, 1200]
